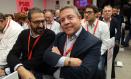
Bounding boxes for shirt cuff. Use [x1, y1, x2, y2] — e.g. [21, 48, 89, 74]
[55, 56, 69, 67]
[5, 67, 11, 75]
[14, 63, 23, 71]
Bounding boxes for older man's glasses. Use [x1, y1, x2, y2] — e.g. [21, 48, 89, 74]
[31, 20, 45, 25]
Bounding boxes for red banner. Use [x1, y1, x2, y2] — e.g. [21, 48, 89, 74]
[43, 0, 47, 9]
[16, 0, 33, 12]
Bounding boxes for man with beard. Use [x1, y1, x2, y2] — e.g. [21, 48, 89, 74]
[7, 8, 55, 79]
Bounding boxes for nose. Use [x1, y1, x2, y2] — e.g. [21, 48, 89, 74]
[39, 22, 44, 28]
[64, 18, 70, 24]
[85, 13, 89, 17]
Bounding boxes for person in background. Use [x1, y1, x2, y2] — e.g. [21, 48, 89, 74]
[14, 12, 29, 29]
[7, 8, 55, 79]
[45, 10, 61, 34]
[102, 5, 121, 79]
[4, 14, 14, 20]
[95, 9, 102, 19]
[43, 6, 102, 79]
[112, 6, 125, 45]
[81, 5, 110, 79]
[0, 12, 23, 77]
[54, 9, 60, 23]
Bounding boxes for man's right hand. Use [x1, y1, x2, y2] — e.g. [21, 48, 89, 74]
[69, 58, 82, 67]
[17, 66, 36, 79]
[64, 57, 82, 67]
[0, 68, 5, 77]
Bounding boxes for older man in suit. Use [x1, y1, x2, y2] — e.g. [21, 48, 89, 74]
[102, 5, 121, 79]
[43, 6, 102, 79]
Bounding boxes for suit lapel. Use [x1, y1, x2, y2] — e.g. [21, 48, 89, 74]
[58, 33, 66, 55]
[70, 28, 89, 57]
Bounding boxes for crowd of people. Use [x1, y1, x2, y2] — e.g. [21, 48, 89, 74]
[0, 4, 130, 79]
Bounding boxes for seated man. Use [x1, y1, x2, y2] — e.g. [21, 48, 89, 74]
[43, 6, 102, 79]
[0, 12, 23, 77]
[7, 8, 55, 79]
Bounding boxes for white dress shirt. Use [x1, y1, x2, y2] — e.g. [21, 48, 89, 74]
[0, 20, 23, 65]
[81, 19, 110, 55]
[46, 20, 61, 34]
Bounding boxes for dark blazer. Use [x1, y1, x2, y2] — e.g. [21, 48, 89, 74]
[43, 28, 102, 79]
[7, 29, 55, 75]
[100, 17, 121, 43]
[110, 17, 121, 43]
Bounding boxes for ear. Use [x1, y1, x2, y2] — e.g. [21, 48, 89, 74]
[26, 19, 31, 24]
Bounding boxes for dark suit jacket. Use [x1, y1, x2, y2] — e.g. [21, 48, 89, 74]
[43, 28, 102, 79]
[110, 17, 121, 43]
[100, 17, 121, 43]
[7, 29, 56, 75]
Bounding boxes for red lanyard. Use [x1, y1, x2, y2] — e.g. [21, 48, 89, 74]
[86, 20, 99, 35]
[63, 44, 74, 56]
[3, 20, 10, 32]
[6, 20, 10, 28]
[27, 32, 43, 60]
[63, 37, 75, 56]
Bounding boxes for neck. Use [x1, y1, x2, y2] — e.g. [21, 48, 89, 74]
[104, 17, 110, 22]
[0, 27, 5, 32]
[0, 20, 7, 32]
[47, 20, 53, 24]
[88, 19, 95, 25]
[30, 30, 39, 38]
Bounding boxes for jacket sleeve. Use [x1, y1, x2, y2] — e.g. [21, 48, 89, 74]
[60, 40, 101, 79]
[43, 39, 101, 79]
[7, 31, 27, 72]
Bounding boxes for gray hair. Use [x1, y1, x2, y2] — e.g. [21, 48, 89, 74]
[60, 6, 81, 17]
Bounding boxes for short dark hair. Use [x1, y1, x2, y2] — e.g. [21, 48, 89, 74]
[28, 7, 43, 21]
[112, 5, 120, 9]
[0, 12, 6, 20]
[5, 14, 14, 19]
[85, 5, 99, 13]
[45, 9, 55, 16]
[60, 6, 81, 17]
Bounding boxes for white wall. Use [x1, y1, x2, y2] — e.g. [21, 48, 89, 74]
[60, 0, 74, 8]
[46, 0, 74, 10]
[0, 0, 43, 14]
[0, 0, 74, 14]
[0, 0, 16, 14]
[34, 0, 43, 10]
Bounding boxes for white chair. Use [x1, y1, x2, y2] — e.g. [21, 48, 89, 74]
[2, 71, 19, 79]
[105, 37, 115, 79]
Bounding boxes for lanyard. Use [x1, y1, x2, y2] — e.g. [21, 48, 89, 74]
[86, 19, 99, 35]
[63, 37, 75, 56]
[3, 20, 10, 32]
[27, 32, 43, 60]
[63, 44, 74, 56]
[6, 20, 10, 28]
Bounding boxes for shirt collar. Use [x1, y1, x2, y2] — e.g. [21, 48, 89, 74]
[103, 17, 111, 22]
[67, 26, 82, 41]
[47, 20, 54, 25]
[87, 19, 98, 27]
[30, 29, 40, 38]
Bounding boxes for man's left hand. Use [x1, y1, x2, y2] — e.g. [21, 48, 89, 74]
[51, 46, 61, 55]
[0, 68, 5, 77]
